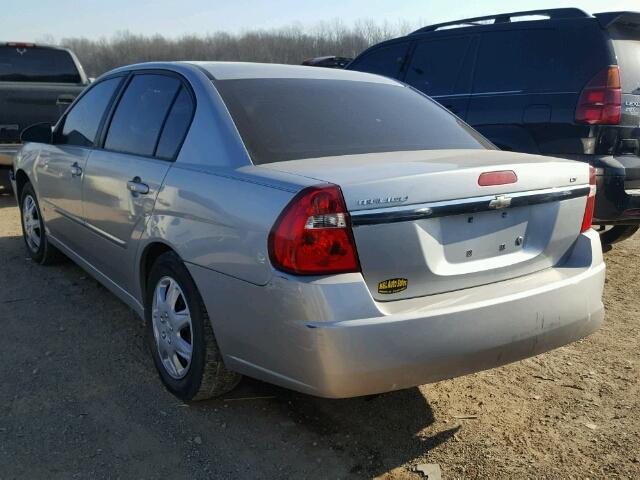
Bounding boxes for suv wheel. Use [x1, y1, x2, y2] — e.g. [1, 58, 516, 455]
[19, 183, 64, 264]
[146, 252, 241, 401]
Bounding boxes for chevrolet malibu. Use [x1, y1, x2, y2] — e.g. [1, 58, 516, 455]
[11, 62, 605, 401]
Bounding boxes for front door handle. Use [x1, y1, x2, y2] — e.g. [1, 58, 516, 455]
[70, 162, 82, 177]
[127, 177, 150, 195]
[56, 94, 75, 106]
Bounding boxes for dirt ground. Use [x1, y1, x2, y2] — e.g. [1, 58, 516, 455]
[0, 189, 638, 479]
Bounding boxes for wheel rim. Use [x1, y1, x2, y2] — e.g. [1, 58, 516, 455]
[22, 195, 42, 252]
[152, 276, 194, 379]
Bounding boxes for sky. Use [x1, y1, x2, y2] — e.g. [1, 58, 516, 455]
[1, 0, 638, 41]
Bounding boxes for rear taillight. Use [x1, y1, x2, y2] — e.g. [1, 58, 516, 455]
[269, 185, 360, 275]
[576, 66, 621, 125]
[581, 166, 597, 233]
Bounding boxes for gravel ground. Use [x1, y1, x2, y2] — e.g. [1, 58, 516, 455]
[0, 189, 638, 479]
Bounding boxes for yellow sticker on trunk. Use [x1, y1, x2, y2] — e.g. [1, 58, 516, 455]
[378, 278, 408, 294]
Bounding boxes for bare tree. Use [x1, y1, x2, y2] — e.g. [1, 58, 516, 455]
[59, 19, 418, 77]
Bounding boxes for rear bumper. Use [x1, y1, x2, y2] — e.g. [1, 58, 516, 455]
[558, 153, 640, 224]
[0, 144, 19, 167]
[188, 230, 605, 398]
[593, 172, 640, 224]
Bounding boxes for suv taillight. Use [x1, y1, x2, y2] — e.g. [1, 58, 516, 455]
[581, 166, 597, 233]
[269, 185, 360, 275]
[576, 66, 621, 125]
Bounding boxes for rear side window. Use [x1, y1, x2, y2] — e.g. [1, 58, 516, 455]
[405, 37, 472, 96]
[58, 77, 122, 147]
[0, 46, 81, 83]
[105, 74, 181, 156]
[215, 78, 492, 165]
[474, 29, 609, 93]
[348, 43, 409, 79]
[155, 87, 194, 160]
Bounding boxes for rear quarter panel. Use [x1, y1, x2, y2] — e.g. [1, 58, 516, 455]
[138, 164, 302, 296]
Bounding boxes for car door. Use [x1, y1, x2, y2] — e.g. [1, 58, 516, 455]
[80, 72, 194, 294]
[35, 76, 123, 251]
[402, 35, 476, 120]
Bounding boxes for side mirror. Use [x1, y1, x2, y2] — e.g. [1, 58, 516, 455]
[21, 123, 53, 144]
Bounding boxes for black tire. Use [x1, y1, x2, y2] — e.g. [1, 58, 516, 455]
[145, 251, 241, 401]
[599, 225, 640, 246]
[19, 182, 64, 265]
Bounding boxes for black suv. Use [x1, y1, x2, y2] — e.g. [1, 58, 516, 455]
[347, 8, 640, 245]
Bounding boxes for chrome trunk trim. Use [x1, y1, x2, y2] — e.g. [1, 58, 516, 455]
[351, 185, 590, 226]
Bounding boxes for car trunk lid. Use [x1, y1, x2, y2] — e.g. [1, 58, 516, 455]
[262, 150, 590, 301]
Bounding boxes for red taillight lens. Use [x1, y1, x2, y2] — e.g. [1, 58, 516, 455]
[581, 166, 597, 233]
[269, 185, 360, 275]
[576, 66, 621, 125]
[478, 170, 518, 186]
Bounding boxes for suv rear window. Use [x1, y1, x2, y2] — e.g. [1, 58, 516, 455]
[215, 78, 492, 165]
[474, 28, 609, 93]
[612, 37, 640, 94]
[0, 46, 81, 83]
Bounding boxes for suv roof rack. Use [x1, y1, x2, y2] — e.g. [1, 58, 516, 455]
[411, 8, 591, 34]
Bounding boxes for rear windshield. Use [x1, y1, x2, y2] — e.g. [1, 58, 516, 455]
[215, 78, 491, 164]
[0, 46, 81, 83]
[612, 36, 640, 94]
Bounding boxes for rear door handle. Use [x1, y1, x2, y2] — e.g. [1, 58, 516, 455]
[70, 162, 82, 177]
[127, 177, 150, 195]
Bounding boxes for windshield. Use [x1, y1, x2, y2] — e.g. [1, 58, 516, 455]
[0, 46, 81, 83]
[215, 78, 492, 164]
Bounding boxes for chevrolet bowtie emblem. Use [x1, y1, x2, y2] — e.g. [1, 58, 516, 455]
[488, 195, 512, 210]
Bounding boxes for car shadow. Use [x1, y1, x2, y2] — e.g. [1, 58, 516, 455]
[194, 377, 458, 477]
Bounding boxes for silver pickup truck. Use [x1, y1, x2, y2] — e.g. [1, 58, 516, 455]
[0, 42, 89, 190]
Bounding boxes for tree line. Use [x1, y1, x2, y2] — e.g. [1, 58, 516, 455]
[59, 20, 417, 78]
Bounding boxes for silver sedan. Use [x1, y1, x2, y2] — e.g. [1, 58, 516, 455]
[12, 62, 605, 401]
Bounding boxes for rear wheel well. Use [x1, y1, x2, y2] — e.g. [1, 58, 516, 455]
[140, 242, 175, 296]
[15, 170, 30, 201]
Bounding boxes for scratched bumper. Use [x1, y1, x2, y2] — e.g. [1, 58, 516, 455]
[189, 230, 605, 398]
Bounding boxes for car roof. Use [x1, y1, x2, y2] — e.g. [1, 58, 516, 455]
[185, 61, 400, 84]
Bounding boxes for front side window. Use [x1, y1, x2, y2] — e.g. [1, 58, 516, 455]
[105, 74, 181, 157]
[57, 77, 122, 147]
[215, 78, 492, 165]
[348, 43, 409, 79]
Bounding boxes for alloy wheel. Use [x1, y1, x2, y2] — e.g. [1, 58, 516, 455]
[22, 195, 41, 252]
[152, 276, 194, 379]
